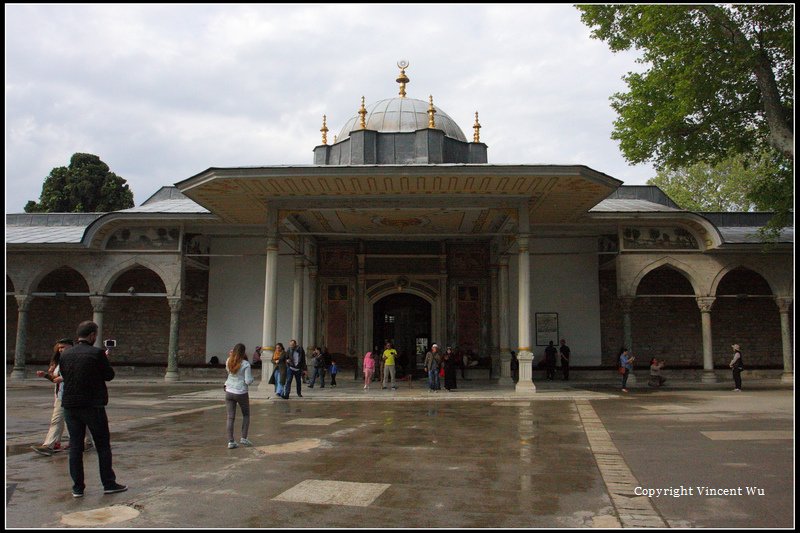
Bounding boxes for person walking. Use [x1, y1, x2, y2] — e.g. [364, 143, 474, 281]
[363, 350, 376, 389]
[382, 342, 398, 390]
[270, 343, 286, 397]
[559, 339, 571, 381]
[619, 347, 635, 392]
[730, 343, 744, 391]
[308, 347, 326, 388]
[424, 344, 442, 392]
[59, 321, 126, 498]
[330, 360, 338, 387]
[224, 343, 254, 449]
[443, 349, 458, 391]
[31, 339, 94, 456]
[281, 339, 307, 399]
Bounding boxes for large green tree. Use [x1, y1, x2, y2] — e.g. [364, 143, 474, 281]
[578, 5, 793, 234]
[25, 153, 135, 213]
[647, 152, 777, 212]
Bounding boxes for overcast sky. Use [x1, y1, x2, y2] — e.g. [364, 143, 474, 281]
[5, 4, 656, 213]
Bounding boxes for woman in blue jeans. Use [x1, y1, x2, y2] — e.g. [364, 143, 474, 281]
[619, 347, 635, 392]
[272, 343, 286, 397]
[224, 343, 254, 449]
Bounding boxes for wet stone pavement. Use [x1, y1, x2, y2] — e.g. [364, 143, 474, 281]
[5, 378, 794, 528]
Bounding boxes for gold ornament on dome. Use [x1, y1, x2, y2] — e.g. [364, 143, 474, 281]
[320, 114, 329, 145]
[473, 111, 481, 142]
[396, 60, 410, 98]
[358, 96, 367, 129]
[427, 95, 437, 128]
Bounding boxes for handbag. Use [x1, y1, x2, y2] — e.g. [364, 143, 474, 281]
[439, 368, 445, 378]
[617, 366, 626, 375]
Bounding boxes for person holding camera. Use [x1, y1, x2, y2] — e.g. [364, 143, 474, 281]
[619, 347, 635, 393]
[649, 358, 666, 387]
[59, 321, 126, 498]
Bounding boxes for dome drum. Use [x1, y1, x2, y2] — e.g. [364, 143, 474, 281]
[314, 125, 487, 165]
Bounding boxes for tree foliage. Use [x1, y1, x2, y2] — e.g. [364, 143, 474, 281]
[578, 4, 793, 165]
[24, 153, 135, 213]
[578, 4, 793, 237]
[647, 152, 782, 212]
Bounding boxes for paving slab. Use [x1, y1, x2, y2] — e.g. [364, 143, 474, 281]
[5, 376, 794, 528]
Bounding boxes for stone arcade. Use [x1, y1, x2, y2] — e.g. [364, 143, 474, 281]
[6, 65, 794, 388]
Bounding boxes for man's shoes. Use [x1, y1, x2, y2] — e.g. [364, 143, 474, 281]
[31, 445, 54, 456]
[72, 488, 84, 498]
[281, 395, 289, 400]
[621, 389, 629, 393]
[227, 441, 238, 449]
[297, 394, 303, 397]
[103, 483, 128, 494]
[239, 438, 253, 447]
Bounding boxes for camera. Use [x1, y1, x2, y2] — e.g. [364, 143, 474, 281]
[104, 339, 117, 348]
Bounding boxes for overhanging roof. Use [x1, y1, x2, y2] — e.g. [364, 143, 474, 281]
[176, 164, 623, 232]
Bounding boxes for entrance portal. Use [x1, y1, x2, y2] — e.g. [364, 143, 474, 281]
[373, 293, 431, 377]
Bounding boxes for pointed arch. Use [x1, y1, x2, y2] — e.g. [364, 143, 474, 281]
[31, 265, 91, 294]
[630, 256, 703, 296]
[711, 263, 777, 296]
[98, 257, 173, 295]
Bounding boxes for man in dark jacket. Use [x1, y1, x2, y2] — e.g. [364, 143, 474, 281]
[544, 341, 557, 381]
[280, 339, 307, 399]
[59, 321, 126, 498]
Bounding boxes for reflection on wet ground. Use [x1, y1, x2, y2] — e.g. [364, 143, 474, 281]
[6, 382, 794, 528]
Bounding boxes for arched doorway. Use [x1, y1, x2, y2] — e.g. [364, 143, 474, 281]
[373, 293, 431, 377]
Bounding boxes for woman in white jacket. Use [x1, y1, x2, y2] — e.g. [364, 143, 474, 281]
[224, 343, 254, 449]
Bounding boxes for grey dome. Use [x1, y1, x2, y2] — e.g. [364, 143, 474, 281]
[336, 98, 467, 143]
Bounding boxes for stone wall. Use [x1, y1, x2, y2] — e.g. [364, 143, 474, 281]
[599, 267, 787, 367]
[6, 266, 209, 366]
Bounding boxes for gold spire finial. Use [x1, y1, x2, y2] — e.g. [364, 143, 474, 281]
[473, 111, 481, 143]
[396, 60, 410, 98]
[320, 114, 329, 145]
[358, 96, 367, 129]
[427, 95, 436, 128]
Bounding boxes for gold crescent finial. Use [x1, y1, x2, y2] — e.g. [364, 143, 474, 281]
[396, 60, 410, 98]
[358, 96, 367, 129]
[320, 114, 329, 145]
[473, 111, 481, 143]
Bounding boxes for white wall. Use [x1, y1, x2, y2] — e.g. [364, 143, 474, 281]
[507, 237, 602, 366]
[205, 237, 295, 361]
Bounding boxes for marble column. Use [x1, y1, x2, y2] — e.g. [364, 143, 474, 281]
[696, 296, 717, 383]
[775, 297, 794, 383]
[490, 262, 500, 378]
[617, 297, 637, 385]
[258, 235, 280, 391]
[164, 297, 182, 382]
[89, 295, 108, 348]
[307, 265, 318, 351]
[516, 234, 535, 393]
[292, 255, 305, 345]
[498, 255, 513, 386]
[619, 296, 635, 354]
[10, 294, 33, 380]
